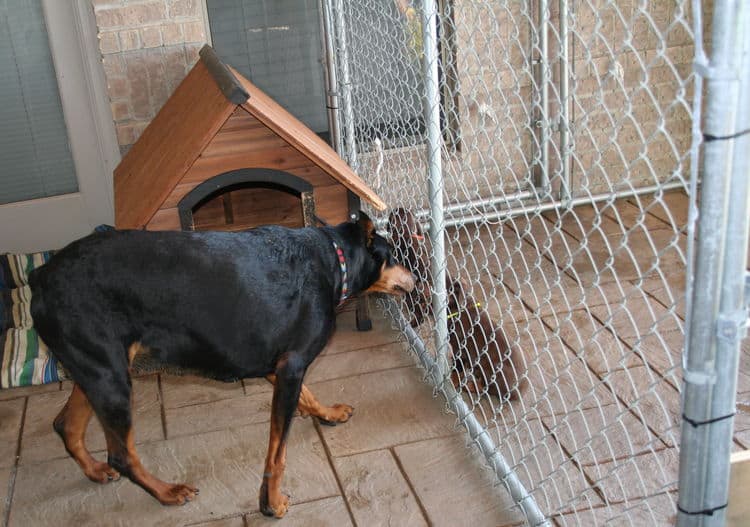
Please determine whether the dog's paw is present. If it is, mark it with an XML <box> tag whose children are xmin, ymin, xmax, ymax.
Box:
<box><xmin>318</xmin><ymin>404</ymin><xmax>354</xmax><ymax>426</ymax></box>
<box><xmin>260</xmin><ymin>490</ymin><xmax>290</xmax><ymax>518</ymax></box>
<box><xmin>84</xmin><ymin>461</ymin><xmax>121</xmax><ymax>484</ymax></box>
<box><xmin>156</xmin><ymin>483</ymin><xmax>199</xmax><ymax>506</ymax></box>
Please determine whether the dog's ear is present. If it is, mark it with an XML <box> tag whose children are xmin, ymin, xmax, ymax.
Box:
<box><xmin>357</xmin><ymin>212</ymin><xmax>376</xmax><ymax>246</ymax></box>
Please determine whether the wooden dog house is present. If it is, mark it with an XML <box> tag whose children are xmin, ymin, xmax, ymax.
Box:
<box><xmin>114</xmin><ymin>45</ymin><xmax>385</xmax><ymax>232</ymax></box>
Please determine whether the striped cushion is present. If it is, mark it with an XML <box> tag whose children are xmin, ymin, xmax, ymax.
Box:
<box><xmin>0</xmin><ymin>251</ymin><xmax>53</xmax><ymax>289</ymax></box>
<box><xmin>1</xmin><ymin>328</ymin><xmax>66</xmax><ymax>388</ymax></box>
<box><xmin>0</xmin><ymin>252</ymin><xmax>66</xmax><ymax>388</ymax></box>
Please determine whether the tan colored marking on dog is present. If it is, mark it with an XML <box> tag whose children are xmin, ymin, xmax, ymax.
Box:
<box><xmin>128</xmin><ymin>342</ymin><xmax>146</xmax><ymax>367</ymax></box>
<box><xmin>266</xmin><ymin>375</ymin><xmax>352</xmax><ymax>423</ymax></box>
<box><xmin>365</xmin><ymin>263</ymin><xmax>415</xmax><ymax>295</ymax></box>
<box><xmin>261</xmin><ymin>388</ymin><xmax>290</xmax><ymax>518</ymax></box>
<box><xmin>54</xmin><ymin>384</ymin><xmax>120</xmax><ymax>484</ymax></box>
<box><xmin>104</xmin><ymin>427</ymin><xmax>197</xmax><ymax>505</ymax></box>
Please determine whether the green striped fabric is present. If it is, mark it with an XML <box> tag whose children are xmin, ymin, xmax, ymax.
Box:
<box><xmin>1</xmin><ymin>328</ymin><xmax>66</xmax><ymax>388</ymax></box>
<box><xmin>1</xmin><ymin>252</ymin><xmax>67</xmax><ymax>388</ymax></box>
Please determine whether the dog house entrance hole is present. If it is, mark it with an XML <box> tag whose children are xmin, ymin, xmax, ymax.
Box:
<box><xmin>178</xmin><ymin>169</ymin><xmax>315</xmax><ymax>231</ymax></box>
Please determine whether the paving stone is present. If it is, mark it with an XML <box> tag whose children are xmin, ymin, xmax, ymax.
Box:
<box><xmin>245</xmin><ymin>496</ymin><xmax>351</xmax><ymax>526</ymax></box>
<box><xmin>733</xmin><ymin>404</ymin><xmax>750</xmax><ymax>433</ymax></box>
<box><xmin>307</xmin><ymin>342</ymin><xmax>415</xmax><ymax>384</ymax></box>
<box><xmin>639</xmin><ymin>273</ymin><xmax>687</xmax><ymax>319</ymax></box>
<box><xmin>541</xmin><ymin>404</ymin><xmax>666</xmax><ymax>467</ymax></box>
<box><xmin>629</xmin><ymin>330</ymin><xmax>682</xmax><ymax>387</ymax></box>
<box><xmin>553</xmin><ymin>491</ymin><xmax>678</xmax><ymax>526</ymax></box>
<box><xmin>577</xmin><ymin>279</ymin><xmax>653</xmax><ymax>316</ymax></box>
<box><xmin>311</xmin><ymin>368</ymin><xmax>457</xmax><ymax>457</ymax></box>
<box><xmin>10</xmin><ymin>419</ymin><xmax>338</xmax><ymax>526</ymax></box>
<box><xmin>602</xmin><ymin>199</ymin><xmax>680</xmax><ymax>233</ymax></box>
<box><xmin>590</xmin><ymin>295</ymin><xmax>683</xmax><ymax>343</ymax></box>
<box><xmin>0</xmin><ymin>467</ymin><xmax>11</xmax><ymax>520</ymax></box>
<box><xmin>491</xmin><ymin>417</ymin><xmax>603</xmax><ymax>516</ymax></box>
<box><xmin>582</xmin><ymin>448</ymin><xmax>679</xmax><ymax>504</ymax></box>
<box><xmin>334</xmin><ymin>449</ymin><xmax>426</xmax><ymax>526</ymax></box>
<box><xmin>544</xmin><ymin>309</ymin><xmax>643</xmax><ymax>375</ymax></box>
<box><xmin>394</xmin><ymin>435</ymin><xmax>525</xmax><ymax>527</ymax></box>
<box><xmin>20</xmin><ymin>376</ymin><xmax>164</xmax><ymax>465</ymax></box>
<box><xmin>734</xmin><ymin>430</ymin><xmax>750</xmax><ymax>449</ymax></box>
<box><xmin>539</xmin><ymin>208</ymin><xmax>686</xmax><ymax>289</ymax></box>
<box><xmin>736</xmin><ymin>371</ymin><xmax>750</xmax><ymax>397</ymax></box>
<box><xmin>190</xmin><ymin>515</ymin><xmax>245</xmax><ymax>527</ymax></box>
<box><xmin>529</xmin><ymin>210</ymin><xmax>638</xmax><ymax>287</ymax></box>
<box><xmin>629</xmin><ymin>190</ymin><xmax>689</xmax><ymax>230</ymax></box>
<box><xmin>0</xmin><ymin>382</ymin><xmax>61</xmax><ymax>402</ymax></box>
<box><xmin>448</xmin><ymin>223</ymin><xmax>571</xmax><ymax>319</ymax></box>
<box><xmin>495</xmin><ymin>227</ymin><xmax>586</xmax><ymax>317</ymax></box>
<box><xmin>544</xmin><ymin>203</ymin><xmax>623</xmax><ymax>238</ymax></box>
<box><xmin>0</xmin><ymin>398</ymin><xmax>23</xmax><ymax>468</ymax></box>
<box><xmin>161</xmin><ymin>375</ymin><xmax>245</xmax><ymax>409</ymax></box>
<box><xmin>324</xmin><ymin>307</ymin><xmax>401</xmax><ymax>355</ymax></box>
<box><xmin>603</xmin><ymin>366</ymin><xmax>681</xmax><ymax>446</ymax></box>
<box><xmin>164</xmin><ymin>387</ymin><xmax>273</xmax><ymax>439</ymax></box>
<box><xmin>518</xmin><ymin>321</ymin><xmax>619</xmax><ymax>418</ymax></box>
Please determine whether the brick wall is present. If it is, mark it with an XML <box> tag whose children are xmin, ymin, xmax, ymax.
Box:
<box><xmin>92</xmin><ymin>0</ymin><xmax>208</xmax><ymax>152</ymax></box>
<box><xmin>448</xmin><ymin>1</ymin><xmax>711</xmax><ymax>198</ymax></box>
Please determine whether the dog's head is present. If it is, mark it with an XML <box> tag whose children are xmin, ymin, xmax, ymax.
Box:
<box><xmin>387</xmin><ymin>208</ymin><xmax>432</xmax><ymax>326</ymax></box>
<box><xmin>338</xmin><ymin>213</ymin><xmax>415</xmax><ymax>296</ymax></box>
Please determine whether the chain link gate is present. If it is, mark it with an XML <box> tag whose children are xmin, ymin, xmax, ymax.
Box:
<box><xmin>321</xmin><ymin>0</ymin><xmax>750</xmax><ymax>525</ymax></box>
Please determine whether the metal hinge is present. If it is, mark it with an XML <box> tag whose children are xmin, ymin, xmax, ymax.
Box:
<box><xmin>693</xmin><ymin>59</ymin><xmax>739</xmax><ymax>81</ymax></box>
<box><xmin>534</xmin><ymin>119</ymin><xmax>559</xmax><ymax>132</ymax></box>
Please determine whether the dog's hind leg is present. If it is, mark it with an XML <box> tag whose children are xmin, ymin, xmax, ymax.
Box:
<box><xmin>69</xmin><ymin>350</ymin><xmax>197</xmax><ymax>506</ymax></box>
<box><xmin>53</xmin><ymin>384</ymin><xmax>120</xmax><ymax>483</ymax></box>
<box><xmin>260</xmin><ymin>353</ymin><xmax>306</xmax><ymax>518</ymax></box>
<box><xmin>266</xmin><ymin>375</ymin><xmax>354</xmax><ymax>425</ymax></box>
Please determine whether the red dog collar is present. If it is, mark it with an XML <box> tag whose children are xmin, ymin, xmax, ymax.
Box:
<box><xmin>331</xmin><ymin>240</ymin><xmax>348</xmax><ymax>306</ymax></box>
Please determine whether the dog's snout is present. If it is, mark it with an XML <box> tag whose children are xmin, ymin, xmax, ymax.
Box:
<box><xmin>401</xmin><ymin>271</ymin><xmax>416</xmax><ymax>293</ymax></box>
<box><xmin>391</xmin><ymin>266</ymin><xmax>416</xmax><ymax>295</ymax></box>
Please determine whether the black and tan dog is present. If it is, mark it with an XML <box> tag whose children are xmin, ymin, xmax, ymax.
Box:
<box><xmin>29</xmin><ymin>214</ymin><xmax>414</xmax><ymax>518</ymax></box>
<box><xmin>387</xmin><ymin>207</ymin><xmax>523</xmax><ymax>401</ymax></box>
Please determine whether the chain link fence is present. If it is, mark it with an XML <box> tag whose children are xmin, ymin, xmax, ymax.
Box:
<box><xmin>323</xmin><ymin>0</ymin><xmax>750</xmax><ymax>525</ymax></box>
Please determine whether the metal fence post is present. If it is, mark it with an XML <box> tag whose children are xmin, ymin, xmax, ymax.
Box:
<box><xmin>677</xmin><ymin>1</ymin><xmax>749</xmax><ymax>525</ymax></box>
<box><xmin>701</xmin><ymin>4</ymin><xmax>750</xmax><ymax>525</ymax></box>
<box><xmin>419</xmin><ymin>3</ymin><xmax>550</xmax><ymax>525</ymax></box>
<box><xmin>320</xmin><ymin>0</ymin><xmax>343</xmax><ymax>156</ymax></box>
<box><xmin>331</xmin><ymin>0</ymin><xmax>358</xmax><ymax>170</ymax></box>
<box><xmin>420</xmin><ymin>0</ymin><xmax>449</xmax><ymax>381</ymax></box>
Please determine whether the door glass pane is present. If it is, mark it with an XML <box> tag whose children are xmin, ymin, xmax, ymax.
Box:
<box><xmin>0</xmin><ymin>0</ymin><xmax>78</xmax><ymax>205</ymax></box>
<box><xmin>206</xmin><ymin>0</ymin><xmax>329</xmax><ymax>135</ymax></box>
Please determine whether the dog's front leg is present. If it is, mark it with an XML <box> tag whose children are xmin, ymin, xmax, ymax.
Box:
<box><xmin>260</xmin><ymin>353</ymin><xmax>305</xmax><ymax>518</ymax></box>
<box><xmin>266</xmin><ymin>375</ymin><xmax>354</xmax><ymax>425</ymax></box>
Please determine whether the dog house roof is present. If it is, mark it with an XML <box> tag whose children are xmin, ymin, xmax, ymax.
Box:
<box><xmin>114</xmin><ymin>45</ymin><xmax>385</xmax><ymax>229</ymax></box>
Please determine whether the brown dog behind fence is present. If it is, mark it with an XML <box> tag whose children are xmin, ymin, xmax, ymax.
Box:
<box><xmin>387</xmin><ymin>208</ymin><xmax>525</xmax><ymax>401</ymax></box>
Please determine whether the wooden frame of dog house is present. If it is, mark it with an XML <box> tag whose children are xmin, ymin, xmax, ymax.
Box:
<box><xmin>113</xmin><ymin>44</ymin><xmax>385</xmax><ymax>327</ymax></box>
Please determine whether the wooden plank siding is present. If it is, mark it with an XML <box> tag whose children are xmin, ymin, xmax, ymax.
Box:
<box><xmin>114</xmin><ymin>60</ymin><xmax>237</xmax><ymax>229</ymax></box>
<box><xmin>151</xmin><ymin>107</ymin><xmax>348</xmax><ymax>231</ymax></box>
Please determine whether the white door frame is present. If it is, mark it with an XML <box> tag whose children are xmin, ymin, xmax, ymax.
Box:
<box><xmin>0</xmin><ymin>0</ymin><xmax>120</xmax><ymax>253</ymax></box>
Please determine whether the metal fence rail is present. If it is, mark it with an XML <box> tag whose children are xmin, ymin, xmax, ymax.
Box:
<box><xmin>323</xmin><ymin>0</ymin><xmax>750</xmax><ymax>525</ymax></box>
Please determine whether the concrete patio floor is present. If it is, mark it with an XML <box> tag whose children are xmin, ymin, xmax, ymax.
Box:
<box><xmin>0</xmin><ymin>305</ymin><xmax>523</xmax><ymax>527</ymax></box>
<box><xmin>3</xmin><ymin>191</ymin><xmax>749</xmax><ymax>527</ymax></box>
